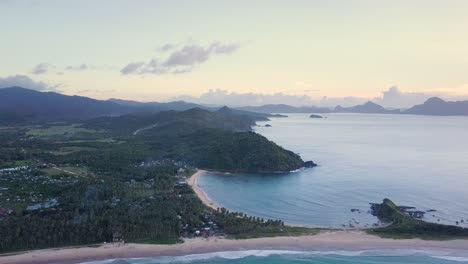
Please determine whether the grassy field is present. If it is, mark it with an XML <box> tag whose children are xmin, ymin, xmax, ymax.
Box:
<box><xmin>40</xmin><ymin>166</ymin><xmax>88</xmax><ymax>176</ymax></box>
<box><xmin>0</xmin><ymin>160</ymin><xmax>32</xmax><ymax>168</ymax></box>
<box><xmin>26</xmin><ymin>124</ymin><xmax>98</xmax><ymax>136</ymax></box>
<box><xmin>229</xmin><ymin>226</ymin><xmax>323</xmax><ymax>239</ymax></box>
<box><xmin>50</xmin><ymin>146</ymin><xmax>97</xmax><ymax>155</ymax></box>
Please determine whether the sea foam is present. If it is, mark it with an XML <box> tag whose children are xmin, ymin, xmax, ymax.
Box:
<box><xmin>79</xmin><ymin>249</ymin><xmax>468</xmax><ymax>263</ymax></box>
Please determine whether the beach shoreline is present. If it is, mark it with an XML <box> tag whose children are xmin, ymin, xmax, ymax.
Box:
<box><xmin>2</xmin><ymin>231</ymin><xmax>468</xmax><ymax>264</ymax></box>
<box><xmin>187</xmin><ymin>169</ymin><xmax>221</xmax><ymax>210</ymax></box>
<box><xmin>3</xmin><ymin>171</ymin><xmax>468</xmax><ymax>264</ymax></box>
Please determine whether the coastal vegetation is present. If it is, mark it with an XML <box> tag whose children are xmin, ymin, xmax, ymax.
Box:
<box><xmin>3</xmin><ymin>93</ymin><xmax>465</xmax><ymax>254</ymax></box>
<box><xmin>368</xmin><ymin>199</ymin><xmax>468</xmax><ymax>240</ymax></box>
<box><xmin>0</xmin><ymin>107</ymin><xmax>312</xmax><ymax>253</ymax></box>
<box><xmin>83</xmin><ymin>108</ymin><xmax>306</xmax><ymax>173</ymax></box>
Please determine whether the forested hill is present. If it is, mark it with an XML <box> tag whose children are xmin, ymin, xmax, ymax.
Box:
<box><xmin>0</xmin><ymin>109</ymin><xmax>309</xmax><ymax>253</ymax></box>
<box><xmin>84</xmin><ymin>107</ymin><xmax>306</xmax><ymax>173</ymax></box>
<box><xmin>85</xmin><ymin>106</ymin><xmax>267</xmax><ymax>135</ymax></box>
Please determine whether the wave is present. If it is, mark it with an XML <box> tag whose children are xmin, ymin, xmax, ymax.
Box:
<box><xmin>79</xmin><ymin>249</ymin><xmax>468</xmax><ymax>264</ymax></box>
<box><xmin>432</xmin><ymin>256</ymin><xmax>468</xmax><ymax>262</ymax></box>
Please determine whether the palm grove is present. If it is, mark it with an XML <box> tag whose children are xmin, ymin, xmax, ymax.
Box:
<box><xmin>0</xmin><ymin>108</ymin><xmax>311</xmax><ymax>252</ymax></box>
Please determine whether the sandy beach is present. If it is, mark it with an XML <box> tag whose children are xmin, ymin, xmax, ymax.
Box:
<box><xmin>187</xmin><ymin>170</ymin><xmax>221</xmax><ymax>210</ymax></box>
<box><xmin>3</xmin><ymin>171</ymin><xmax>468</xmax><ymax>264</ymax></box>
<box><xmin>2</xmin><ymin>231</ymin><xmax>468</xmax><ymax>264</ymax></box>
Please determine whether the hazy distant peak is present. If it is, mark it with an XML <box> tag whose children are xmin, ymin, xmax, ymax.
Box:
<box><xmin>334</xmin><ymin>101</ymin><xmax>395</xmax><ymax>114</ymax></box>
<box><xmin>424</xmin><ymin>97</ymin><xmax>445</xmax><ymax>104</ymax></box>
<box><xmin>404</xmin><ymin>97</ymin><xmax>468</xmax><ymax>116</ymax></box>
<box><xmin>217</xmin><ymin>106</ymin><xmax>232</xmax><ymax>113</ymax></box>
<box><xmin>364</xmin><ymin>101</ymin><xmax>380</xmax><ymax>106</ymax></box>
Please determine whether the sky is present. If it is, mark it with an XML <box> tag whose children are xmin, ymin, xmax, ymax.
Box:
<box><xmin>1</xmin><ymin>0</ymin><xmax>468</xmax><ymax>107</ymax></box>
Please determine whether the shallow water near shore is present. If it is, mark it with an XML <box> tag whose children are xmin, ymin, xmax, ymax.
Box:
<box><xmin>82</xmin><ymin>250</ymin><xmax>468</xmax><ymax>264</ymax></box>
<box><xmin>199</xmin><ymin>113</ymin><xmax>468</xmax><ymax>228</ymax></box>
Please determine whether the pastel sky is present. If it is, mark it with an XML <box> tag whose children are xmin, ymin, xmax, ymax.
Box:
<box><xmin>1</xmin><ymin>0</ymin><xmax>468</xmax><ymax>106</ymax></box>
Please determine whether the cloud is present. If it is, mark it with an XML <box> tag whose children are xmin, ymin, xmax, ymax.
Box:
<box><xmin>120</xmin><ymin>61</ymin><xmax>146</xmax><ymax>75</ymax></box>
<box><xmin>31</xmin><ymin>63</ymin><xmax>54</xmax><ymax>74</ymax></box>
<box><xmin>32</xmin><ymin>63</ymin><xmax>92</xmax><ymax>75</ymax></box>
<box><xmin>162</xmin><ymin>45</ymin><xmax>211</xmax><ymax>67</ymax></box>
<box><xmin>170</xmin><ymin>89</ymin><xmax>379</xmax><ymax>107</ymax></box>
<box><xmin>121</xmin><ymin>41</ymin><xmax>241</xmax><ymax>75</ymax></box>
<box><xmin>163</xmin><ymin>42</ymin><xmax>240</xmax><ymax>67</ymax></box>
<box><xmin>0</xmin><ymin>75</ymin><xmax>60</xmax><ymax>91</ymax></box>
<box><xmin>65</xmin><ymin>64</ymin><xmax>88</xmax><ymax>71</ymax></box>
<box><xmin>158</xmin><ymin>43</ymin><xmax>178</xmax><ymax>52</ymax></box>
<box><xmin>210</xmin><ymin>42</ymin><xmax>240</xmax><ymax>54</ymax></box>
<box><xmin>168</xmin><ymin>86</ymin><xmax>468</xmax><ymax>108</ymax></box>
<box><xmin>318</xmin><ymin>96</ymin><xmax>368</xmax><ymax>108</ymax></box>
<box><xmin>169</xmin><ymin>89</ymin><xmax>316</xmax><ymax>107</ymax></box>
<box><xmin>371</xmin><ymin>86</ymin><xmax>439</xmax><ymax>109</ymax></box>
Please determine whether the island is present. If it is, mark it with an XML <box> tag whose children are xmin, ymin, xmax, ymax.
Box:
<box><xmin>309</xmin><ymin>114</ymin><xmax>324</xmax><ymax>118</ymax></box>
<box><xmin>368</xmin><ymin>198</ymin><xmax>468</xmax><ymax>239</ymax></box>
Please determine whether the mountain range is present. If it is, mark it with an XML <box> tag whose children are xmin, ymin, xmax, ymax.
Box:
<box><xmin>1</xmin><ymin>86</ymin><xmax>468</xmax><ymax>125</ymax></box>
<box><xmin>0</xmin><ymin>87</ymin><xmax>270</xmax><ymax>125</ymax></box>
<box><xmin>239</xmin><ymin>99</ymin><xmax>468</xmax><ymax>116</ymax></box>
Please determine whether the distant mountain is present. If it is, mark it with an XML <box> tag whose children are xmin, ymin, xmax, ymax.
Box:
<box><xmin>334</xmin><ymin>101</ymin><xmax>400</xmax><ymax>114</ymax></box>
<box><xmin>236</xmin><ymin>104</ymin><xmax>332</xmax><ymax>114</ymax></box>
<box><xmin>109</xmin><ymin>98</ymin><xmax>282</xmax><ymax>120</ymax></box>
<box><xmin>108</xmin><ymin>98</ymin><xmax>206</xmax><ymax>112</ymax></box>
<box><xmin>403</xmin><ymin>97</ymin><xmax>468</xmax><ymax>116</ymax></box>
<box><xmin>0</xmin><ymin>87</ymin><xmax>273</xmax><ymax>125</ymax></box>
<box><xmin>0</xmin><ymin>87</ymin><xmax>133</xmax><ymax>124</ymax></box>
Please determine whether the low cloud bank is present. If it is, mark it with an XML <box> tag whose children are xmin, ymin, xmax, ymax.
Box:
<box><xmin>170</xmin><ymin>86</ymin><xmax>468</xmax><ymax>109</ymax></box>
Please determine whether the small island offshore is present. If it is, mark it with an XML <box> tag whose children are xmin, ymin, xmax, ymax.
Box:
<box><xmin>1</xmin><ymin>91</ymin><xmax>468</xmax><ymax>263</ymax></box>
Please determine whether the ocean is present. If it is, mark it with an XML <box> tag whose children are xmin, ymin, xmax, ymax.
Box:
<box><xmin>86</xmin><ymin>114</ymin><xmax>468</xmax><ymax>264</ymax></box>
<box><xmin>199</xmin><ymin>113</ymin><xmax>468</xmax><ymax>228</ymax></box>
<box><xmin>82</xmin><ymin>250</ymin><xmax>468</xmax><ymax>264</ymax></box>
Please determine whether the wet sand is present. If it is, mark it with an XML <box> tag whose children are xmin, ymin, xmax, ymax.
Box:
<box><xmin>2</xmin><ymin>231</ymin><xmax>468</xmax><ymax>264</ymax></box>
<box><xmin>187</xmin><ymin>169</ymin><xmax>221</xmax><ymax>210</ymax></box>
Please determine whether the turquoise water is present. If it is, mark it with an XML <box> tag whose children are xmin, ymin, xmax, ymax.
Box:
<box><xmin>87</xmin><ymin>114</ymin><xmax>468</xmax><ymax>264</ymax></box>
<box><xmin>199</xmin><ymin>114</ymin><xmax>468</xmax><ymax>228</ymax></box>
<box><xmin>83</xmin><ymin>250</ymin><xmax>468</xmax><ymax>264</ymax></box>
